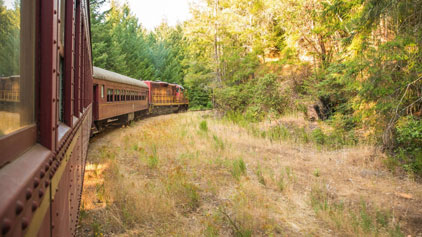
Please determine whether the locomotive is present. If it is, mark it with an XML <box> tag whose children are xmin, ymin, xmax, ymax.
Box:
<box><xmin>0</xmin><ymin>1</ymin><xmax>188</xmax><ymax>236</ymax></box>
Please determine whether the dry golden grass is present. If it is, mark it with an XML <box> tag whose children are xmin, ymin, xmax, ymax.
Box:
<box><xmin>78</xmin><ymin>111</ymin><xmax>422</xmax><ymax>237</ymax></box>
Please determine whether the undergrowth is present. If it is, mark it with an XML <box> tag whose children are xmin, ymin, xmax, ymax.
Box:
<box><xmin>310</xmin><ymin>184</ymin><xmax>404</xmax><ymax>236</ymax></box>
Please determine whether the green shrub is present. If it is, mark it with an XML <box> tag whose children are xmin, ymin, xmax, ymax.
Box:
<box><xmin>267</xmin><ymin>125</ymin><xmax>290</xmax><ymax>140</ymax></box>
<box><xmin>216</xmin><ymin>74</ymin><xmax>290</xmax><ymax>122</ymax></box>
<box><xmin>395</xmin><ymin>116</ymin><xmax>422</xmax><ymax>174</ymax></box>
<box><xmin>200</xmin><ymin>120</ymin><xmax>208</xmax><ymax>132</ymax></box>
<box><xmin>231</xmin><ymin>158</ymin><xmax>247</xmax><ymax>180</ymax></box>
<box><xmin>148</xmin><ymin>145</ymin><xmax>159</xmax><ymax>168</ymax></box>
<box><xmin>213</xmin><ymin>135</ymin><xmax>225</xmax><ymax>150</ymax></box>
<box><xmin>312</xmin><ymin>128</ymin><xmax>326</xmax><ymax>145</ymax></box>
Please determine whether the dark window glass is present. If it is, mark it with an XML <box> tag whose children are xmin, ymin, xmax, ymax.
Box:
<box><xmin>0</xmin><ymin>0</ymin><xmax>35</xmax><ymax>137</ymax></box>
<box><xmin>58</xmin><ymin>0</ymin><xmax>66</xmax><ymax>122</ymax></box>
<box><xmin>107</xmin><ymin>89</ymin><xmax>113</xmax><ymax>102</ymax></box>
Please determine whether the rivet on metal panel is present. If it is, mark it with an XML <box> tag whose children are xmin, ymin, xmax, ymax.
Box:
<box><xmin>49</xmin><ymin>158</ymin><xmax>53</xmax><ymax>165</ymax></box>
<box><xmin>54</xmin><ymin>10</ymin><xmax>57</xmax><ymax>14</ymax></box>
<box><xmin>33</xmin><ymin>178</ymin><xmax>40</xmax><ymax>188</ymax></box>
<box><xmin>40</xmin><ymin>170</ymin><xmax>45</xmax><ymax>178</ymax></box>
<box><xmin>1</xmin><ymin>219</ymin><xmax>11</xmax><ymax>235</ymax></box>
<box><xmin>16</xmin><ymin>201</ymin><xmax>24</xmax><ymax>215</ymax></box>
<box><xmin>45</xmin><ymin>180</ymin><xmax>50</xmax><ymax>188</ymax></box>
<box><xmin>21</xmin><ymin>218</ymin><xmax>29</xmax><ymax>230</ymax></box>
<box><xmin>52</xmin><ymin>127</ymin><xmax>56</xmax><ymax>131</ymax></box>
<box><xmin>53</xmin><ymin>69</ymin><xmax>56</xmax><ymax>73</ymax></box>
<box><xmin>32</xmin><ymin>201</ymin><xmax>38</xmax><ymax>212</ymax></box>
<box><xmin>45</xmin><ymin>164</ymin><xmax>50</xmax><ymax>171</ymax></box>
<box><xmin>56</xmin><ymin>212</ymin><xmax>59</xmax><ymax>217</ymax></box>
<box><xmin>39</xmin><ymin>190</ymin><xmax>44</xmax><ymax>198</ymax></box>
<box><xmin>53</xmin><ymin>40</ymin><xmax>57</xmax><ymax>44</ymax></box>
<box><xmin>58</xmin><ymin>19</ymin><xmax>61</xmax><ymax>23</ymax></box>
<box><xmin>26</xmin><ymin>188</ymin><xmax>32</xmax><ymax>200</ymax></box>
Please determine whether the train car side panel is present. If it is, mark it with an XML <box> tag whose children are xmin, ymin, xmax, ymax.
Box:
<box><xmin>0</xmin><ymin>0</ymin><xmax>93</xmax><ymax>236</ymax></box>
<box><xmin>93</xmin><ymin>78</ymin><xmax>149</xmax><ymax>121</ymax></box>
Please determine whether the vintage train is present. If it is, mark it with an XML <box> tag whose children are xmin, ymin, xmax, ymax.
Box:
<box><xmin>92</xmin><ymin>67</ymin><xmax>188</xmax><ymax>132</ymax></box>
<box><xmin>0</xmin><ymin>1</ymin><xmax>188</xmax><ymax>236</ymax></box>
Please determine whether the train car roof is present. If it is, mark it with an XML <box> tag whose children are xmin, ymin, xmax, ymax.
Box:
<box><xmin>144</xmin><ymin>80</ymin><xmax>185</xmax><ymax>89</ymax></box>
<box><xmin>93</xmin><ymin>67</ymin><xmax>148</xmax><ymax>88</ymax></box>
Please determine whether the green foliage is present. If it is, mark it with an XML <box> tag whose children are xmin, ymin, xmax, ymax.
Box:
<box><xmin>199</xmin><ymin>120</ymin><xmax>208</xmax><ymax>132</ymax></box>
<box><xmin>0</xmin><ymin>3</ymin><xmax>20</xmax><ymax>76</ymax></box>
<box><xmin>231</xmin><ymin>158</ymin><xmax>247</xmax><ymax>180</ymax></box>
<box><xmin>216</xmin><ymin>74</ymin><xmax>289</xmax><ymax>121</ymax></box>
<box><xmin>212</xmin><ymin>135</ymin><xmax>225</xmax><ymax>150</ymax></box>
<box><xmin>147</xmin><ymin>145</ymin><xmax>159</xmax><ymax>168</ymax></box>
<box><xmin>312</xmin><ymin>128</ymin><xmax>326</xmax><ymax>145</ymax></box>
<box><xmin>90</xmin><ymin>0</ymin><xmax>187</xmax><ymax>84</ymax></box>
<box><xmin>395</xmin><ymin>116</ymin><xmax>422</xmax><ymax>174</ymax></box>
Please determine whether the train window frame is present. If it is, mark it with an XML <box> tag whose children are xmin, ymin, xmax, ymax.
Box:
<box><xmin>107</xmin><ymin>88</ymin><xmax>113</xmax><ymax>102</ymax></box>
<box><xmin>0</xmin><ymin>0</ymin><xmax>37</xmax><ymax>166</ymax></box>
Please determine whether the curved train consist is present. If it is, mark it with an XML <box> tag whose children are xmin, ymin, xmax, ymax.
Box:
<box><xmin>92</xmin><ymin>67</ymin><xmax>188</xmax><ymax>132</ymax></box>
<box><xmin>0</xmin><ymin>1</ymin><xmax>187</xmax><ymax>236</ymax></box>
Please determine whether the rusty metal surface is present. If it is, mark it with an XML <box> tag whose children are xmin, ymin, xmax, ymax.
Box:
<box><xmin>144</xmin><ymin>81</ymin><xmax>189</xmax><ymax>107</ymax></box>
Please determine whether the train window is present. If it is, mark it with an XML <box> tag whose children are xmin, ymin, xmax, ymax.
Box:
<box><xmin>0</xmin><ymin>0</ymin><xmax>36</xmax><ymax>138</ymax></box>
<box><xmin>121</xmin><ymin>90</ymin><xmax>124</xmax><ymax>101</ymax></box>
<box><xmin>57</xmin><ymin>0</ymin><xmax>66</xmax><ymax>122</ymax></box>
<box><xmin>101</xmin><ymin>85</ymin><xmax>104</xmax><ymax>99</ymax></box>
<box><xmin>107</xmin><ymin>89</ymin><xmax>113</xmax><ymax>102</ymax></box>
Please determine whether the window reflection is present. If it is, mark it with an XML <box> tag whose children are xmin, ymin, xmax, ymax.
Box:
<box><xmin>0</xmin><ymin>0</ymin><xmax>35</xmax><ymax>137</ymax></box>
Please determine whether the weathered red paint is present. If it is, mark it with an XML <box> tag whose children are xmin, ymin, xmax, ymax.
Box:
<box><xmin>0</xmin><ymin>0</ymin><xmax>93</xmax><ymax>236</ymax></box>
<box><xmin>93</xmin><ymin>78</ymin><xmax>149</xmax><ymax>121</ymax></box>
<box><xmin>64</xmin><ymin>0</ymin><xmax>76</xmax><ymax>126</ymax></box>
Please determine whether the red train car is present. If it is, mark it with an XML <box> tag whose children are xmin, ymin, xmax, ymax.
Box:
<box><xmin>92</xmin><ymin>67</ymin><xmax>149</xmax><ymax>130</ymax></box>
<box><xmin>144</xmin><ymin>81</ymin><xmax>188</xmax><ymax>114</ymax></box>
<box><xmin>0</xmin><ymin>0</ymin><xmax>93</xmax><ymax>236</ymax></box>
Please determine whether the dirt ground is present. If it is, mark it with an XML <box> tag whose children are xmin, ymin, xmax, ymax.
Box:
<box><xmin>77</xmin><ymin>111</ymin><xmax>422</xmax><ymax>237</ymax></box>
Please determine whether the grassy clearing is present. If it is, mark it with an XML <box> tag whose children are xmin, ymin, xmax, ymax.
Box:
<box><xmin>78</xmin><ymin>112</ymin><xmax>422</xmax><ymax>236</ymax></box>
